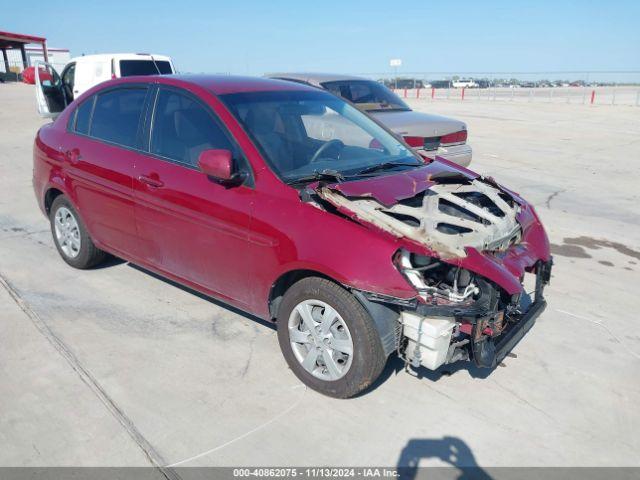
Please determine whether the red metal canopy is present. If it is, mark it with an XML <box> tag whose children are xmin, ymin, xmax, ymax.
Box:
<box><xmin>0</xmin><ymin>30</ymin><xmax>47</xmax><ymax>44</ymax></box>
<box><xmin>0</xmin><ymin>30</ymin><xmax>48</xmax><ymax>73</ymax></box>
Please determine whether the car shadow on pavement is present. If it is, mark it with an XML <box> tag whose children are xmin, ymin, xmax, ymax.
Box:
<box><xmin>397</xmin><ymin>436</ymin><xmax>493</xmax><ymax>480</ymax></box>
<box><xmin>90</xmin><ymin>254</ymin><xmax>127</xmax><ymax>269</ymax></box>
<box><xmin>127</xmin><ymin>263</ymin><xmax>276</xmax><ymax>331</ymax></box>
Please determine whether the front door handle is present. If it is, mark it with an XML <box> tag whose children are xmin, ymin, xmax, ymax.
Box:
<box><xmin>138</xmin><ymin>175</ymin><xmax>164</xmax><ymax>188</ymax></box>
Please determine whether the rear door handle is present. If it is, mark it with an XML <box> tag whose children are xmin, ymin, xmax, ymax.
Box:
<box><xmin>138</xmin><ymin>175</ymin><xmax>164</xmax><ymax>188</ymax></box>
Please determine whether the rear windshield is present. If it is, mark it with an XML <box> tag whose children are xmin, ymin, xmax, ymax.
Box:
<box><xmin>320</xmin><ymin>80</ymin><xmax>410</xmax><ymax>112</ymax></box>
<box><xmin>119</xmin><ymin>59</ymin><xmax>173</xmax><ymax>76</ymax></box>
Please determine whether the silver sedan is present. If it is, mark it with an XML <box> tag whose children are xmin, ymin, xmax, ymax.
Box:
<box><xmin>267</xmin><ymin>73</ymin><xmax>472</xmax><ymax>166</ymax></box>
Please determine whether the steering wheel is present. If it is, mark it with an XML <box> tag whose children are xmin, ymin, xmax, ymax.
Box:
<box><xmin>309</xmin><ymin>139</ymin><xmax>345</xmax><ymax>163</ymax></box>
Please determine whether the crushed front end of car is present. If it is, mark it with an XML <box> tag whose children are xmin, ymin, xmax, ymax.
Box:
<box><xmin>309</xmin><ymin>158</ymin><xmax>553</xmax><ymax>372</ymax></box>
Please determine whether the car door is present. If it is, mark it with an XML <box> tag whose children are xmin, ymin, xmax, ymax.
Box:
<box><xmin>133</xmin><ymin>86</ymin><xmax>255</xmax><ymax>307</ymax></box>
<box><xmin>60</xmin><ymin>86</ymin><xmax>148</xmax><ymax>257</ymax></box>
<box><xmin>34</xmin><ymin>61</ymin><xmax>68</xmax><ymax>118</ymax></box>
<box><xmin>60</xmin><ymin>62</ymin><xmax>76</xmax><ymax>101</ymax></box>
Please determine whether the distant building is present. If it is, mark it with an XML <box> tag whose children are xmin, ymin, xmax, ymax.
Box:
<box><xmin>25</xmin><ymin>45</ymin><xmax>71</xmax><ymax>72</ymax></box>
<box><xmin>4</xmin><ymin>45</ymin><xmax>70</xmax><ymax>72</ymax></box>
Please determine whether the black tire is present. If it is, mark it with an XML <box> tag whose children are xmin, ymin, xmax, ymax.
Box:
<box><xmin>277</xmin><ymin>277</ymin><xmax>387</xmax><ymax>398</ymax></box>
<box><xmin>49</xmin><ymin>195</ymin><xmax>106</xmax><ymax>269</ymax></box>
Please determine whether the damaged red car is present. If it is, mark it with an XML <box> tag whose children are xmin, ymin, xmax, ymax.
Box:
<box><xmin>33</xmin><ymin>75</ymin><xmax>552</xmax><ymax>398</ymax></box>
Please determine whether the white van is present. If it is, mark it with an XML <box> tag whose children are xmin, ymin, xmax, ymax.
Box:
<box><xmin>35</xmin><ymin>53</ymin><xmax>175</xmax><ymax>117</ymax></box>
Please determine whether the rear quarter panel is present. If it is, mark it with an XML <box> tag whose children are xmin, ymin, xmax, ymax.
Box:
<box><xmin>33</xmin><ymin>122</ymin><xmax>71</xmax><ymax>215</ymax></box>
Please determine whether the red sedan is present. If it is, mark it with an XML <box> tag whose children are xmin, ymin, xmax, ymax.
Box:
<box><xmin>33</xmin><ymin>75</ymin><xmax>552</xmax><ymax>397</ymax></box>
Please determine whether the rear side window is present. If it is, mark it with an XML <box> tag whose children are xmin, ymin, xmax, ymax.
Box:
<box><xmin>74</xmin><ymin>97</ymin><xmax>94</xmax><ymax>135</ymax></box>
<box><xmin>119</xmin><ymin>60</ymin><xmax>172</xmax><ymax>76</ymax></box>
<box><xmin>90</xmin><ymin>88</ymin><xmax>147</xmax><ymax>148</ymax></box>
<box><xmin>151</xmin><ymin>89</ymin><xmax>232</xmax><ymax>166</ymax></box>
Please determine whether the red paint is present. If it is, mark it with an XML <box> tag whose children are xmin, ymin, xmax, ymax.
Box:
<box><xmin>21</xmin><ymin>66</ymin><xmax>52</xmax><ymax>85</ymax></box>
<box><xmin>416</xmin><ymin>88</ymin><xmax>420</xmax><ymax>98</ymax></box>
<box><xmin>198</xmin><ymin>149</ymin><xmax>233</xmax><ymax>180</ymax></box>
<box><xmin>33</xmin><ymin>75</ymin><xmax>550</xmax><ymax>321</ymax></box>
<box><xmin>459</xmin><ymin>323</ymin><xmax>473</xmax><ymax>335</ymax></box>
<box><xmin>328</xmin><ymin>167</ymin><xmax>438</xmax><ymax>207</ymax></box>
<box><xmin>403</xmin><ymin>88</ymin><xmax>408</xmax><ymax>98</ymax></box>
<box><xmin>461</xmin><ymin>87</ymin><xmax>466</xmax><ymax>101</ymax></box>
<box><xmin>590</xmin><ymin>90</ymin><xmax>596</xmax><ymax>104</ymax></box>
<box><xmin>431</xmin><ymin>87</ymin><xmax>435</xmax><ymax>99</ymax></box>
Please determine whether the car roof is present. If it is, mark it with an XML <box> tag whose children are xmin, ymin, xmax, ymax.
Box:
<box><xmin>265</xmin><ymin>72</ymin><xmax>369</xmax><ymax>87</ymax></box>
<box><xmin>102</xmin><ymin>74</ymin><xmax>319</xmax><ymax>95</ymax></box>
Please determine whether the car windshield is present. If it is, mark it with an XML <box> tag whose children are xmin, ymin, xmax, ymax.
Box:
<box><xmin>220</xmin><ymin>90</ymin><xmax>421</xmax><ymax>184</ymax></box>
<box><xmin>320</xmin><ymin>80</ymin><xmax>410</xmax><ymax>112</ymax></box>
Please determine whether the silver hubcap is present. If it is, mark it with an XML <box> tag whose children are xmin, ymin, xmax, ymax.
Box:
<box><xmin>54</xmin><ymin>206</ymin><xmax>81</xmax><ymax>258</ymax></box>
<box><xmin>288</xmin><ymin>299</ymin><xmax>354</xmax><ymax>381</ymax></box>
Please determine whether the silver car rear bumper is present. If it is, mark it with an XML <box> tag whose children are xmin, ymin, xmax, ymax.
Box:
<box><xmin>420</xmin><ymin>143</ymin><xmax>472</xmax><ymax>167</ymax></box>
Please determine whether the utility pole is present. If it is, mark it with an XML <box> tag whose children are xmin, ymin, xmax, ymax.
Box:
<box><xmin>390</xmin><ymin>58</ymin><xmax>402</xmax><ymax>90</ymax></box>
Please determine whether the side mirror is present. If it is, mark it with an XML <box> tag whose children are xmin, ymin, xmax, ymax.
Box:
<box><xmin>198</xmin><ymin>149</ymin><xmax>247</xmax><ymax>187</ymax></box>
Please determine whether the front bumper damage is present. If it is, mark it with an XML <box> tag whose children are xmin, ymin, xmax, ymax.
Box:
<box><xmin>358</xmin><ymin>258</ymin><xmax>552</xmax><ymax>372</ymax></box>
<box><xmin>467</xmin><ymin>258</ymin><xmax>551</xmax><ymax>369</ymax></box>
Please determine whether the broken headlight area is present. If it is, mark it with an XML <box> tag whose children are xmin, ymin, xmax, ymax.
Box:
<box><xmin>394</xmin><ymin>249</ymin><xmax>480</xmax><ymax>306</ymax></box>
<box><xmin>382</xmin><ymin>252</ymin><xmax>552</xmax><ymax>372</ymax></box>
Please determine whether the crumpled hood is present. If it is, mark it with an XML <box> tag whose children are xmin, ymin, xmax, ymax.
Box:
<box><xmin>370</xmin><ymin>110</ymin><xmax>466</xmax><ymax>137</ymax></box>
<box><xmin>314</xmin><ymin>158</ymin><xmax>550</xmax><ymax>295</ymax></box>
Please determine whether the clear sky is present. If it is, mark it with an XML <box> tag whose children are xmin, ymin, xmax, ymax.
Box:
<box><xmin>3</xmin><ymin>0</ymin><xmax>639</xmax><ymax>76</ymax></box>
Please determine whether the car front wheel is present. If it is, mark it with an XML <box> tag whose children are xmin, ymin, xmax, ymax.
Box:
<box><xmin>277</xmin><ymin>277</ymin><xmax>387</xmax><ymax>398</ymax></box>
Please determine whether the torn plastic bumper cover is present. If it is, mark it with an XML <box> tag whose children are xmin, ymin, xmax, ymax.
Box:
<box><xmin>470</xmin><ymin>259</ymin><xmax>551</xmax><ymax>368</ymax></box>
<box><xmin>358</xmin><ymin>258</ymin><xmax>552</xmax><ymax>371</ymax></box>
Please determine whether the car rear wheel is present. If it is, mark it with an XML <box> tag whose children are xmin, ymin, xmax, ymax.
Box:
<box><xmin>50</xmin><ymin>195</ymin><xmax>106</xmax><ymax>269</ymax></box>
<box><xmin>277</xmin><ymin>277</ymin><xmax>387</xmax><ymax>398</ymax></box>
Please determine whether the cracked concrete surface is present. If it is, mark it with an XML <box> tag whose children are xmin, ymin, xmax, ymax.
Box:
<box><xmin>1</xmin><ymin>83</ymin><xmax>639</xmax><ymax>468</ymax></box>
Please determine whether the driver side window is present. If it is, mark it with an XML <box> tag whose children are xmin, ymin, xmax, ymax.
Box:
<box><xmin>151</xmin><ymin>89</ymin><xmax>234</xmax><ymax>167</ymax></box>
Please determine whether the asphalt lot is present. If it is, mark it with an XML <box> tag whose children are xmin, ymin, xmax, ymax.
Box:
<box><xmin>1</xmin><ymin>82</ymin><xmax>639</xmax><ymax>471</ymax></box>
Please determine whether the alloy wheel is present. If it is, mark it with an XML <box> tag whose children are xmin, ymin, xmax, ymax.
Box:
<box><xmin>288</xmin><ymin>299</ymin><xmax>354</xmax><ymax>381</ymax></box>
<box><xmin>54</xmin><ymin>206</ymin><xmax>81</xmax><ymax>258</ymax></box>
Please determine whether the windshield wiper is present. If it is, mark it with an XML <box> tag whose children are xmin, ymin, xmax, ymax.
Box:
<box><xmin>355</xmin><ymin>160</ymin><xmax>419</xmax><ymax>176</ymax></box>
<box><xmin>286</xmin><ymin>169</ymin><xmax>346</xmax><ymax>185</ymax></box>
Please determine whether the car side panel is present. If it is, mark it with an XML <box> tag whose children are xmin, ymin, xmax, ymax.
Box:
<box><xmin>133</xmin><ymin>155</ymin><xmax>255</xmax><ymax>308</ymax></box>
<box><xmin>34</xmin><ymin>116</ymin><xmax>138</xmax><ymax>257</ymax></box>
<box><xmin>54</xmin><ymin>133</ymin><xmax>138</xmax><ymax>255</ymax></box>
<box><xmin>243</xmin><ymin>187</ymin><xmax>418</xmax><ymax>318</ymax></box>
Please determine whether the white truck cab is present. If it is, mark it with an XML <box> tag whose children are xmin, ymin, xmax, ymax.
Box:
<box><xmin>35</xmin><ymin>53</ymin><xmax>175</xmax><ymax>118</ymax></box>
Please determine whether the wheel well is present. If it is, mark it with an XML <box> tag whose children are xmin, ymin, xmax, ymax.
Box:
<box><xmin>44</xmin><ymin>188</ymin><xmax>64</xmax><ymax>215</ymax></box>
<box><xmin>268</xmin><ymin>269</ymin><xmax>336</xmax><ymax>320</ymax></box>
